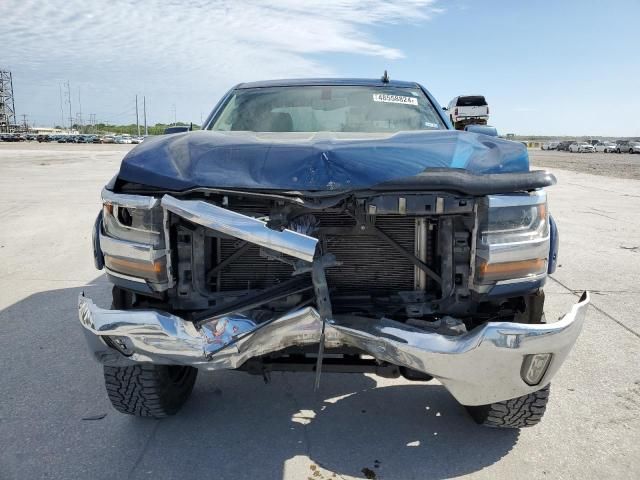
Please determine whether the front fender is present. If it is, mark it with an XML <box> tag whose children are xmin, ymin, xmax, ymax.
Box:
<box><xmin>548</xmin><ymin>215</ymin><xmax>559</xmax><ymax>274</ymax></box>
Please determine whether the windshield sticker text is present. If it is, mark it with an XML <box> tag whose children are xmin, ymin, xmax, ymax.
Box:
<box><xmin>372</xmin><ymin>93</ymin><xmax>418</xmax><ymax>106</ymax></box>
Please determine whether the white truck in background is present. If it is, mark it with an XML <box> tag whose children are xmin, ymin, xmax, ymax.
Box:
<box><xmin>446</xmin><ymin>95</ymin><xmax>489</xmax><ymax>130</ymax></box>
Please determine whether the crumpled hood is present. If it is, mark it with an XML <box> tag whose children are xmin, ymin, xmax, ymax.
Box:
<box><xmin>117</xmin><ymin>130</ymin><xmax>529</xmax><ymax>191</ymax></box>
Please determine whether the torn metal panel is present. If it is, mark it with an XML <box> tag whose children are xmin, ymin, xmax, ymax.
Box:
<box><xmin>161</xmin><ymin>194</ymin><xmax>318</xmax><ymax>262</ymax></box>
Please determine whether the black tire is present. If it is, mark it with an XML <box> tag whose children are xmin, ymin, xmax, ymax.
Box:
<box><xmin>103</xmin><ymin>364</ymin><xmax>198</xmax><ymax>418</ymax></box>
<box><xmin>105</xmin><ymin>287</ymin><xmax>198</xmax><ymax>418</ymax></box>
<box><xmin>465</xmin><ymin>384</ymin><xmax>550</xmax><ymax>428</ymax></box>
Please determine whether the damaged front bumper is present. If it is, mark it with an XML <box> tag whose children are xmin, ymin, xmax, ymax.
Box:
<box><xmin>78</xmin><ymin>292</ymin><xmax>590</xmax><ymax>406</ymax></box>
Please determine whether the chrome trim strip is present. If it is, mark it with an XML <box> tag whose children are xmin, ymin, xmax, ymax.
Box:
<box><xmin>161</xmin><ymin>194</ymin><xmax>318</xmax><ymax>263</ymax></box>
<box><xmin>487</xmin><ymin>190</ymin><xmax>546</xmax><ymax>208</ymax></box>
<box><xmin>482</xmin><ymin>236</ymin><xmax>550</xmax><ymax>264</ymax></box>
<box><xmin>78</xmin><ymin>292</ymin><xmax>590</xmax><ymax>406</ymax></box>
<box><xmin>104</xmin><ymin>267</ymin><xmax>148</xmax><ymax>284</ymax></box>
<box><xmin>105</xmin><ymin>267</ymin><xmax>169</xmax><ymax>292</ymax></box>
<box><xmin>101</xmin><ymin>188</ymin><xmax>160</xmax><ymax>209</ymax></box>
<box><xmin>99</xmin><ymin>232</ymin><xmax>166</xmax><ymax>262</ymax></box>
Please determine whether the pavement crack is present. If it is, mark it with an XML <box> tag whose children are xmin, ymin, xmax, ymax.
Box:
<box><xmin>549</xmin><ymin>275</ymin><xmax>640</xmax><ymax>340</ymax></box>
<box><xmin>126</xmin><ymin>420</ymin><xmax>161</xmax><ymax>480</ymax></box>
<box><xmin>579</xmin><ymin>210</ymin><xmax>617</xmax><ymax>221</ymax></box>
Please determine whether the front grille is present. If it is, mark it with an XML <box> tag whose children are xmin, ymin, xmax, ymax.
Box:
<box><xmin>215</xmin><ymin>212</ymin><xmax>434</xmax><ymax>295</ymax></box>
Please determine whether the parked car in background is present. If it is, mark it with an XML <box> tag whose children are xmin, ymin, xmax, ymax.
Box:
<box><xmin>569</xmin><ymin>142</ymin><xmax>595</xmax><ymax>153</ymax></box>
<box><xmin>627</xmin><ymin>141</ymin><xmax>640</xmax><ymax>154</ymax></box>
<box><xmin>164</xmin><ymin>125</ymin><xmax>191</xmax><ymax>135</ymax></box>
<box><xmin>594</xmin><ymin>141</ymin><xmax>617</xmax><ymax>153</ymax></box>
<box><xmin>115</xmin><ymin>135</ymin><xmax>133</xmax><ymax>144</ymax></box>
<box><xmin>556</xmin><ymin>141</ymin><xmax>574</xmax><ymax>151</ymax></box>
<box><xmin>102</xmin><ymin>135</ymin><xmax>116</xmax><ymax>144</ymax></box>
<box><xmin>541</xmin><ymin>141</ymin><xmax>559</xmax><ymax>150</ymax></box>
<box><xmin>446</xmin><ymin>95</ymin><xmax>489</xmax><ymax>130</ymax></box>
<box><xmin>36</xmin><ymin>134</ymin><xmax>51</xmax><ymax>143</ymax></box>
<box><xmin>0</xmin><ymin>133</ymin><xmax>21</xmax><ymax>142</ymax></box>
<box><xmin>615</xmin><ymin>140</ymin><xmax>629</xmax><ymax>153</ymax></box>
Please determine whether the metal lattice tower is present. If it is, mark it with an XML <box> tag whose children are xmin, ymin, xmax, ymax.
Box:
<box><xmin>0</xmin><ymin>70</ymin><xmax>17</xmax><ymax>133</ymax></box>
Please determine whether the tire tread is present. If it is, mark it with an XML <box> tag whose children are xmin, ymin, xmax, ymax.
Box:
<box><xmin>103</xmin><ymin>364</ymin><xmax>197</xmax><ymax>418</ymax></box>
<box><xmin>466</xmin><ymin>385</ymin><xmax>550</xmax><ymax>428</ymax></box>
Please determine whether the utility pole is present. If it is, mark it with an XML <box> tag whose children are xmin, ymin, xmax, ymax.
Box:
<box><xmin>66</xmin><ymin>81</ymin><xmax>72</xmax><ymax>132</ymax></box>
<box><xmin>78</xmin><ymin>86</ymin><xmax>83</xmax><ymax>129</ymax></box>
<box><xmin>21</xmin><ymin>114</ymin><xmax>28</xmax><ymax>132</ymax></box>
<box><xmin>58</xmin><ymin>84</ymin><xmax>65</xmax><ymax>129</ymax></box>
<box><xmin>135</xmin><ymin>95</ymin><xmax>140</xmax><ymax>136</ymax></box>
<box><xmin>143</xmin><ymin>96</ymin><xmax>148</xmax><ymax>136</ymax></box>
<box><xmin>172</xmin><ymin>104</ymin><xmax>176</xmax><ymax>125</ymax></box>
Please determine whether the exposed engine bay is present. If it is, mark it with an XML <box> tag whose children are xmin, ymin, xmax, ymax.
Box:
<box><xmin>118</xmin><ymin>190</ymin><xmax>534</xmax><ymax>340</ymax></box>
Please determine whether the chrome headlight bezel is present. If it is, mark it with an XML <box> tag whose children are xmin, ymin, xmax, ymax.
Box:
<box><xmin>101</xmin><ymin>189</ymin><xmax>164</xmax><ymax>248</ymax></box>
<box><xmin>475</xmin><ymin>191</ymin><xmax>550</xmax><ymax>285</ymax></box>
<box><xmin>100</xmin><ymin>189</ymin><xmax>168</xmax><ymax>286</ymax></box>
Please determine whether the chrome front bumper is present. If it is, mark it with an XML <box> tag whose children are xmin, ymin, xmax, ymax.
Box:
<box><xmin>78</xmin><ymin>292</ymin><xmax>590</xmax><ymax>406</ymax></box>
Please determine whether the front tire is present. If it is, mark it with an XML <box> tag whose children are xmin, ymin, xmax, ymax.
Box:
<box><xmin>104</xmin><ymin>364</ymin><xmax>198</xmax><ymax>418</ymax></box>
<box><xmin>465</xmin><ymin>385</ymin><xmax>550</xmax><ymax>428</ymax></box>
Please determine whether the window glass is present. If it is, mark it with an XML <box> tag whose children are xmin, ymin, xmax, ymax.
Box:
<box><xmin>210</xmin><ymin>86</ymin><xmax>445</xmax><ymax>133</ymax></box>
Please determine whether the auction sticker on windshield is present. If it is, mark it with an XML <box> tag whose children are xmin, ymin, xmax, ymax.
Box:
<box><xmin>372</xmin><ymin>93</ymin><xmax>418</xmax><ymax>105</ymax></box>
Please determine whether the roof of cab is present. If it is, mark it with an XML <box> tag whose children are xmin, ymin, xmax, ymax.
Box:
<box><xmin>235</xmin><ymin>78</ymin><xmax>419</xmax><ymax>89</ymax></box>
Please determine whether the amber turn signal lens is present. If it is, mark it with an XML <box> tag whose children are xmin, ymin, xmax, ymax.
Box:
<box><xmin>104</xmin><ymin>255</ymin><xmax>166</xmax><ymax>282</ymax></box>
<box><xmin>478</xmin><ymin>258</ymin><xmax>546</xmax><ymax>282</ymax></box>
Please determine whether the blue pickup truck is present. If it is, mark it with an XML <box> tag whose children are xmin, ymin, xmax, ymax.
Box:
<box><xmin>79</xmin><ymin>77</ymin><xmax>589</xmax><ymax>428</ymax></box>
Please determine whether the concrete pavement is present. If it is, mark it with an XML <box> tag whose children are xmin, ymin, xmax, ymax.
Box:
<box><xmin>0</xmin><ymin>145</ymin><xmax>638</xmax><ymax>479</ymax></box>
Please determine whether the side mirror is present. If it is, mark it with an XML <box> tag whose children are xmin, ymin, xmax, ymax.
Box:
<box><xmin>464</xmin><ymin>124</ymin><xmax>498</xmax><ymax>137</ymax></box>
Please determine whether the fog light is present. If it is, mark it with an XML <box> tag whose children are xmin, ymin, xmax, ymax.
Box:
<box><xmin>106</xmin><ymin>335</ymin><xmax>134</xmax><ymax>356</ymax></box>
<box><xmin>521</xmin><ymin>353</ymin><xmax>552</xmax><ymax>386</ymax></box>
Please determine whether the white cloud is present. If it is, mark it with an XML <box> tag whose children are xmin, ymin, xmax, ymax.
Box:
<box><xmin>0</xmin><ymin>0</ymin><xmax>441</xmax><ymax>125</ymax></box>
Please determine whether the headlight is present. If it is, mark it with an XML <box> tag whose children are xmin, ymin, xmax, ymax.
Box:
<box><xmin>475</xmin><ymin>191</ymin><xmax>549</xmax><ymax>284</ymax></box>
<box><xmin>102</xmin><ymin>189</ymin><xmax>163</xmax><ymax>247</ymax></box>
<box><xmin>100</xmin><ymin>189</ymin><xmax>167</xmax><ymax>285</ymax></box>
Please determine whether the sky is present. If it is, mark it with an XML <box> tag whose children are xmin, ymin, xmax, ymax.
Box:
<box><xmin>1</xmin><ymin>0</ymin><xmax>639</xmax><ymax>136</ymax></box>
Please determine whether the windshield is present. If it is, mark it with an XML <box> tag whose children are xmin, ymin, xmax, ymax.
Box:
<box><xmin>456</xmin><ymin>96</ymin><xmax>487</xmax><ymax>107</ymax></box>
<box><xmin>209</xmin><ymin>85</ymin><xmax>446</xmax><ymax>133</ymax></box>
